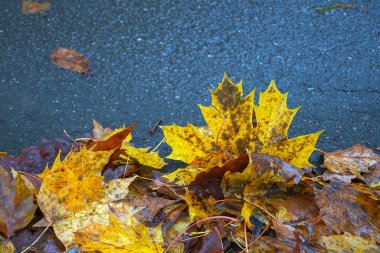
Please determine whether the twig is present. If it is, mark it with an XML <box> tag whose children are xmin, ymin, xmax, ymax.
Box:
<box><xmin>164</xmin><ymin>216</ymin><xmax>239</xmax><ymax>253</ymax></box>
<box><xmin>150</xmin><ymin>137</ymin><xmax>166</xmax><ymax>152</ymax></box>
<box><xmin>243</xmin><ymin>222</ymin><xmax>249</xmax><ymax>253</ymax></box>
<box><xmin>20</xmin><ymin>222</ymin><xmax>52</xmax><ymax>253</ymax></box>
<box><xmin>149</xmin><ymin>120</ymin><xmax>162</xmax><ymax>134</ymax></box>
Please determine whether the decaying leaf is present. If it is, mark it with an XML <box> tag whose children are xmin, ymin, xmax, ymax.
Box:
<box><xmin>320</xmin><ymin>232</ymin><xmax>380</xmax><ymax>253</ymax></box>
<box><xmin>22</xmin><ymin>0</ymin><xmax>50</xmax><ymax>14</ymax></box>
<box><xmin>311</xmin><ymin>3</ymin><xmax>353</xmax><ymax>14</ymax></box>
<box><xmin>162</xmin><ymin>73</ymin><xmax>322</xmax><ymax>168</ymax></box>
<box><xmin>92</xmin><ymin>120</ymin><xmax>114</xmax><ymax>141</ymax></box>
<box><xmin>323</xmin><ymin>144</ymin><xmax>380</xmax><ymax>179</ymax></box>
<box><xmin>0</xmin><ymin>167</ymin><xmax>37</xmax><ymax>238</ymax></box>
<box><xmin>50</xmin><ymin>48</ymin><xmax>90</xmax><ymax>74</ymax></box>
<box><xmin>316</xmin><ymin>182</ymin><xmax>380</xmax><ymax>240</ymax></box>
<box><xmin>73</xmin><ymin>206</ymin><xmax>165</xmax><ymax>252</ymax></box>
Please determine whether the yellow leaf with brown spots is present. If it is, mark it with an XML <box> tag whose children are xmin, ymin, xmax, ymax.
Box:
<box><xmin>162</xmin><ymin>73</ymin><xmax>322</xmax><ymax>168</ymax></box>
<box><xmin>161</xmin><ymin>123</ymin><xmax>214</xmax><ymax>164</ymax></box>
<box><xmin>184</xmin><ymin>191</ymin><xmax>223</xmax><ymax>222</ymax></box>
<box><xmin>73</xmin><ymin>206</ymin><xmax>164</xmax><ymax>253</ymax></box>
<box><xmin>320</xmin><ymin>232</ymin><xmax>380</xmax><ymax>253</ymax></box>
<box><xmin>120</xmin><ymin>146</ymin><xmax>166</xmax><ymax>169</ymax></box>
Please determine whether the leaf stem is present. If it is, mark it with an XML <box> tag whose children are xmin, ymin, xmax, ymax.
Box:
<box><xmin>164</xmin><ymin>215</ymin><xmax>239</xmax><ymax>253</ymax></box>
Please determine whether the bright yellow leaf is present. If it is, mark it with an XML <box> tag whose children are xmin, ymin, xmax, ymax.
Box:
<box><xmin>120</xmin><ymin>145</ymin><xmax>166</xmax><ymax>169</ymax></box>
<box><xmin>185</xmin><ymin>191</ymin><xmax>223</xmax><ymax>222</ymax></box>
<box><xmin>162</xmin><ymin>73</ymin><xmax>322</xmax><ymax>168</ymax></box>
<box><xmin>73</xmin><ymin>208</ymin><xmax>164</xmax><ymax>252</ymax></box>
<box><xmin>161</xmin><ymin>123</ymin><xmax>213</xmax><ymax>164</ymax></box>
<box><xmin>38</xmin><ymin>148</ymin><xmax>113</xmax><ymax>211</ymax></box>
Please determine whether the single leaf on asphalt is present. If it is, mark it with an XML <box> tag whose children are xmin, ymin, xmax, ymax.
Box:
<box><xmin>320</xmin><ymin>232</ymin><xmax>380</xmax><ymax>253</ymax></box>
<box><xmin>50</xmin><ymin>48</ymin><xmax>90</xmax><ymax>74</ymax></box>
<box><xmin>73</xmin><ymin>207</ymin><xmax>165</xmax><ymax>252</ymax></box>
<box><xmin>22</xmin><ymin>0</ymin><xmax>50</xmax><ymax>14</ymax></box>
<box><xmin>0</xmin><ymin>167</ymin><xmax>37</xmax><ymax>238</ymax></box>
<box><xmin>323</xmin><ymin>144</ymin><xmax>380</xmax><ymax>179</ymax></box>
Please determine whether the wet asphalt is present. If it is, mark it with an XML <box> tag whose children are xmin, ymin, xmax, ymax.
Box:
<box><xmin>0</xmin><ymin>0</ymin><xmax>379</xmax><ymax>158</ymax></box>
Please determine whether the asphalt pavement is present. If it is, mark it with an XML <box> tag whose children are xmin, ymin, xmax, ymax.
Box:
<box><xmin>0</xmin><ymin>0</ymin><xmax>379</xmax><ymax>159</ymax></box>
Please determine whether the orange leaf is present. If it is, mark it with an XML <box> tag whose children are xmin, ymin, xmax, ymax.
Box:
<box><xmin>22</xmin><ymin>0</ymin><xmax>50</xmax><ymax>14</ymax></box>
<box><xmin>50</xmin><ymin>48</ymin><xmax>90</xmax><ymax>74</ymax></box>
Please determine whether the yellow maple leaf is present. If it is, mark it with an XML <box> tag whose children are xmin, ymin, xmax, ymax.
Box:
<box><xmin>38</xmin><ymin>148</ymin><xmax>113</xmax><ymax>211</ymax></box>
<box><xmin>184</xmin><ymin>190</ymin><xmax>223</xmax><ymax>222</ymax></box>
<box><xmin>162</xmin><ymin>73</ymin><xmax>322</xmax><ymax>168</ymax></box>
<box><xmin>73</xmin><ymin>208</ymin><xmax>164</xmax><ymax>253</ymax></box>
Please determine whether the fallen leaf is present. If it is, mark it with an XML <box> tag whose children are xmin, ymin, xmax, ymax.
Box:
<box><xmin>0</xmin><ymin>167</ymin><xmax>37</xmax><ymax>238</ymax></box>
<box><xmin>320</xmin><ymin>232</ymin><xmax>380</xmax><ymax>253</ymax></box>
<box><xmin>92</xmin><ymin>120</ymin><xmax>114</xmax><ymax>141</ymax></box>
<box><xmin>73</xmin><ymin>206</ymin><xmax>165</xmax><ymax>252</ymax></box>
<box><xmin>162</xmin><ymin>73</ymin><xmax>322</xmax><ymax>168</ymax></box>
<box><xmin>50</xmin><ymin>48</ymin><xmax>90</xmax><ymax>74</ymax></box>
<box><xmin>124</xmin><ymin>194</ymin><xmax>179</xmax><ymax>225</ymax></box>
<box><xmin>0</xmin><ymin>236</ymin><xmax>14</xmax><ymax>253</ymax></box>
<box><xmin>38</xmin><ymin>148</ymin><xmax>113</xmax><ymax>211</ymax></box>
<box><xmin>315</xmin><ymin>182</ymin><xmax>380</xmax><ymax>240</ymax></box>
<box><xmin>185</xmin><ymin>191</ymin><xmax>223</xmax><ymax>222</ymax></box>
<box><xmin>323</xmin><ymin>144</ymin><xmax>380</xmax><ymax>179</ymax></box>
<box><xmin>22</xmin><ymin>0</ymin><xmax>50</xmax><ymax>14</ymax></box>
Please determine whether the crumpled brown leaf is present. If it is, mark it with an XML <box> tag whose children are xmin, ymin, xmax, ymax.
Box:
<box><xmin>315</xmin><ymin>182</ymin><xmax>380</xmax><ymax>241</ymax></box>
<box><xmin>323</xmin><ymin>144</ymin><xmax>380</xmax><ymax>179</ymax></box>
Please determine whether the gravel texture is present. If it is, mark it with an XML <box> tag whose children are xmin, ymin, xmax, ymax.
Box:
<box><xmin>0</xmin><ymin>0</ymin><xmax>379</xmax><ymax>158</ymax></box>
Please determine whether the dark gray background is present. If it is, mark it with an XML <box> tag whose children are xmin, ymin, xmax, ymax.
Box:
<box><xmin>0</xmin><ymin>0</ymin><xmax>379</xmax><ymax>156</ymax></box>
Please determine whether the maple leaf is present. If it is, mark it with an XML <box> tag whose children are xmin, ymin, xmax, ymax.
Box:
<box><xmin>38</xmin><ymin>148</ymin><xmax>113</xmax><ymax>211</ymax></box>
<box><xmin>0</xmin><ymin>167</ymin><xmax>37</xmax><ymax>238</ymax></box>
<box><xmin>162</xmin><ymin>73</ymin><xmax>322</xmax><ymax>169</ymax></box>
<box><xmin>22</xmin><ymin>0</ymin><xmax>50</xmax><ymax>14</ymax></box>
<box><xmin>50</xmin><ymin>48</ymin><xmax>90</xmax><ymax>74</ymax></box>
<box><xmin>323</xmin><ymin>144</ymin><xmax>380</xmax><ymax>179</ymax></box>
<box><xmin>38</xmin><ymin>166</ymin><xmax>137</xmax><ymax>249</ymax></box>
<box><xmin>73</xmin><ymin>206</ymin><xmax>165</xmax><ymax>252</ymax></box>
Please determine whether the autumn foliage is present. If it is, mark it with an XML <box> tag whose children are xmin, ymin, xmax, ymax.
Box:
<box><xmin>0</xmin><ymin>74</ymin><xmax>379</xmax><ymax>253</ymax></box>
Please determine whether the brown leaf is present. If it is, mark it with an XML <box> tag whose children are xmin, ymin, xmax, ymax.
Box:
<box><xmin>22</xmin><ymin>0</ymin><xmax>50</xmax><ymax>14</ymax></box>
<box><xmin>50</xmin><ymin>48</ymin><xmax>90</xmax><ymax>74</ymax></box>
<box><xmin>124</xmin><ymin>195</ymin><xmax>179</xmax><ymax>226</ymax></box>
<box><xmin>0</xmin><ymin>167</ymin><xmax>37</xmax><ymax>238</ymax></box>
<box><xmin>161</xmin><ymin>203</ymin><xmax>187</xmax><ymax>241</ymax></box>
<box><xmin>315</xmin><ymin>182</ymin><xmax>380</xmax><ymax>240</ymax></box>
<box><xmin>86</xmin><ymin>123</ymin><xmax>136</xmax><ymax>166</ymax></box>
<box><xmin>324</xmin><ymin>144</ymin><xmax>380</xmax><ymax>179</ymax></box>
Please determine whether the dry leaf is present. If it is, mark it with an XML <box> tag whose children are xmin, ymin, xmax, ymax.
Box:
<box><xmin>50</xmin><ymin>48</ymin><xmax>90</xmax><ymax>74</ymax></box>
<box><xmin>324</xmin><ymin>144</ymin><xmax>380</xmax><ymax>179</ymax></box>
<box><xmin>315</xmin><ymin>182</ymin><xmax>380</xmax><ymax>240</ymax></box>
<box><xmin>320</xmin><ymin>232</ymin><xmax>380</xmax><ymax>253</ymax></box>
<box><xmin>0</xmin><ymin>167</ymin><xmax>37</xmax><ymax>238</ymax></box>
<box><xmin>73</xmin><ymin>206</ymin><xmax>165</xmax><ymax>252</ymax></box>
<box><xmin>22</xmin><ymin>0</ymin><xmax>50</xmax><ymax>14</ymax></box>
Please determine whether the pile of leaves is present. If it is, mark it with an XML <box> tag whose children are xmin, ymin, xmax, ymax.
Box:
<box><xmin>1</xmin><ymin>74</ymin><xmax>379</xmax><ymax>253</ymax></box>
